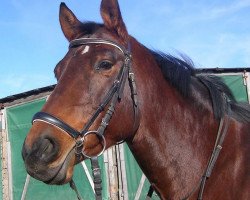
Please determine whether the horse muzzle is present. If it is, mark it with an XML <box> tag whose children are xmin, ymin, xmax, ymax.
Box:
<box><xmin>22</xmin><ymin>135</ymin><xmax>75</xmax><ymax>184</ymax></box>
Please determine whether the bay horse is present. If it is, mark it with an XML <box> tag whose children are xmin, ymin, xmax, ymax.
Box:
<box><xmin>22</xmin><ymin>0</ymin><xmax>250</xmax><ymax>199</ymax></box>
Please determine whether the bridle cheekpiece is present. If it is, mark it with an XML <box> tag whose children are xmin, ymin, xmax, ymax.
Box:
<box><xmin>32</xmin><ymin>38</ymin><xmax>139</xmax><ymax>200</ymax></box>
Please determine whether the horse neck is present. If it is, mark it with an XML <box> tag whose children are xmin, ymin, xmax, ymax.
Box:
<box><xmin>127</xmin><ymin>38</ymin><xmax>219</xmax><ymax>199</ymax></box>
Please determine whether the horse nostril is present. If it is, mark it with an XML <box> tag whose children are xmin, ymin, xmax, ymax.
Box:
<box><xmin>22</xmin><ymin>136</ymin><xmax>60</xmax><ymax>182</ymax></box>
<box><xmin>40</xmin><ymin>138</ymin><xmax>54</xmax><ymax>159</ymax></box>
<box><xmin>37</xmin><ymin>137</ymin><xmax>59</xmax><ymax>162</ymax></box>
<box><xmin>22</xmin><ymin>136</ymin><xmax>59</xmax><ymax>163</ymax></box>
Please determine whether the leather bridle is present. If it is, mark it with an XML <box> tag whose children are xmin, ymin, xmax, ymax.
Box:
<box><xmin>32</xmin><ymin>38</ymin><xmax>140</xmax><ymax>200</ymax></box>
<box><xmin>31</xmin><ymin>38</ymin><xmax>231</xmax><ymax>200</ymax></box>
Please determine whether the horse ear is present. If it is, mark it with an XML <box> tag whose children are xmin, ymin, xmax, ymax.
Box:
<box><xmin>59</xmin><ymin>3</ymin><xmax>82</xmax><ymax>41</ymax></box>
<box><xmin>100</xmin><ymin>0</ymin><xmax>129</xmax><ymax>42</ymax></box>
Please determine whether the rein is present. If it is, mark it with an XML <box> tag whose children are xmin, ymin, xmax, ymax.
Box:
<box><xmin>197</xmin><ymin>97</ymin><xmax>231</xmax><ymax>200</ymax></box>
<box><xmin>182</xmin><ymin>95</ymin><xmax>231</xmax><ymax>200</ymax></box>
<box><xmin>32</xmin><ymin>38</ymin><xmax>140</xmax><ymax>200</ymax></box>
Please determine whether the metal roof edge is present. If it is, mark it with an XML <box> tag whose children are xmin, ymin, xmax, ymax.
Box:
<box><xmin>195</xmin><ymin>67</ymin><xmax>250</xmax><ymax>74</ymax></box>
<box><xmin>1</xmin><ymin>67</ymin><xmax>250</xmax><ymax>106</ymax></box>
<box><xmin>0</xmin><ymin>85</ymin><xmax>55</xmax><ymax>106</ymax></box>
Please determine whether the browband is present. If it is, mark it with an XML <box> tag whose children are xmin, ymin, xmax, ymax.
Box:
<box><xmin>69</xmin><ymin>38</ymin><xmax>129</xmax><ymax>56</ymax></box>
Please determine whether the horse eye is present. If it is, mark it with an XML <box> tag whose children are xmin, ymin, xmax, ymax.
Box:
<box><xmin>96</xmin><ymin>60</ymin><xmax>113</xmax><ymax>70</ymax></box>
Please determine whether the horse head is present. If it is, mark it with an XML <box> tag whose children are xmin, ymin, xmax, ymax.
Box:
<box><xmin>22</xmin><ymin>1</ymin><xmax>250</xmax><ymax>199</ymax></box>
<box><xmin>22</xmin><ymin>0</ymin><xmax>139</xmax><ymax>185</ymax></box>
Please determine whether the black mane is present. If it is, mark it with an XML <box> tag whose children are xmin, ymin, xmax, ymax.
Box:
<box><xmin>151</xmin><ymin>51</ymin><xmax>195</xmax><ymax>97</ymax></box>
<box><xmin>151</xmin><ymin>50</ymin><xmax>250</xmax><ymax>122</ymax></box>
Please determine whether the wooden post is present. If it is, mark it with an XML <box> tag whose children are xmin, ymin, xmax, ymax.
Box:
<box><xmin>243</xmin><ymin>71</ymin><xmax>250</xmax><ymax>103</ymax></box>
<box><xmin>106</xmin><ymin>147</ymin><xmax>119</xmax><ymax>200</ymax></box>
<box><xmin>116</xmin><ymin>144</ymin><xmax>128</xmax><ymax>200</ymax></box>
<box><xmin>1</xmin><ymin>109</ymin><xmax>11</xmax><ymax>200</ymax></box>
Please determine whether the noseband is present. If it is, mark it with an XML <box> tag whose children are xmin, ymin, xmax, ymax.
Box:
<box><xmin>32</xmin><ymin>38</ymin><xmax>140</xmax><ymax>200</ymax></box>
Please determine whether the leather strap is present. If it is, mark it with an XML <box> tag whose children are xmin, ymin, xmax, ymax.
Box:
<box><xmin>91</xmin><ymin>157</ymin><xmax>102</xmax><ymax>200</ymax></box>
<box><xmin>198</xmin><ymin>102</ymin><xmax>231</xmax><ymax>200</ymax></box>
<box><xmin>32</xmin><ymin>112</ymin><xmax>80</xmax><ymax>138</ymax></box>
<box><xmin>69</xmin><ymin>38</ymin><xmax>127</xmax><ymax>55</ymax></box>
<box><xmin>70</xmin><ymin>180</ymin><xmax>83</xmax><ymax>200</ymax></box>
<box><xmin>80</xmin><ymin>78</ymin><xmax>120</xmax><ymax>135</ymax></box>
<box><xmin>32</xmin><ymin>38</ymin><xmax>140</xmax><ymax>200</ymax></box>
<box><xmin>145</xmin><ymin>185</ymin><xmax>154</xmax><ymax>200</ymax></box>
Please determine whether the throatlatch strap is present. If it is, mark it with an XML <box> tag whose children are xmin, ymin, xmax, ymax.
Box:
<box><xmin>91</xmin><ymin>157</ymin><xmax>102</xmax><ymax>200</ymax></box>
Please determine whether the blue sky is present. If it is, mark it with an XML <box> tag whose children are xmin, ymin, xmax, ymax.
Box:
<box><xmin>1</xmin><ymin>0</ymin><xmax>250</xmax><ymax>98</ymax></box>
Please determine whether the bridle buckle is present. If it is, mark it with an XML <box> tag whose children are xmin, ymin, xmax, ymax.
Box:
<box><xmin>75</xmin><ymin>137</ymin><xmax>84</xmax><ymax>157</ymax></box>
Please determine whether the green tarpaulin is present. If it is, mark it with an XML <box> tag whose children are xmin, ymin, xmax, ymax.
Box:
<box><xmin>220</xmin><ymin>75</ymin><xmax>248</xmax><ymax>102</ymax></box>
<box><xmin>3</xmin><ymin>73</ymin><xmax>249</xmax><ymax>200</ymax></box>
